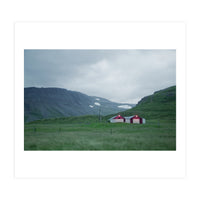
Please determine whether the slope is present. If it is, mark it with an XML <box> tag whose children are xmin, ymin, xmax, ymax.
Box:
<box><xmin>105</xmin><ymin>86</ymin><xmax>176</xmax><ymax>121</ymax></box>
<box><xmin>24</xmin><ymin>87</ymin><xmax>134</xmax><ymax>122</ymax></box>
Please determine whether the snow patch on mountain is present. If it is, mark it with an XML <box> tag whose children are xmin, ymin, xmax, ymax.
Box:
<box><xmin>118</xmin><ymin>105</ymin><xmax>132</xmax><ymax>109</ymax></box>
<box><xmin>94</xmin><ymin>102</ymin><xmax>101</xmax><ymax>106</ymax></box>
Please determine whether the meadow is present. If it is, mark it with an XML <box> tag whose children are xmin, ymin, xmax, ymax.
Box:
<box><xmin>24</xmin><ymin>86</ymin><xmax>176</xmax><ymax>151</ymax></box>
<box><xmin>24</xmin><ymin>118</ymin><xmax>176</xmax><ymax>150</ymax></box>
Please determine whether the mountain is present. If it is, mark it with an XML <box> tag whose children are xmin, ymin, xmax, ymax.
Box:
<box><xmin>24</xmin><ymin>87</ymin><xmax>135</xmax><ymax>122</ymax></box>
<box><xmin>105</xmin><ymin>85</ymin><xmax>176</xmax><ymax>120</ymax></box>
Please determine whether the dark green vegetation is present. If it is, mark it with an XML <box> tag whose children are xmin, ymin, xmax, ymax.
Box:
<box><xmin>25</xmin><ymin>121</ymin><xmax>175</xmax><ymax>150</ymax></box>
<box><xmin>106</xmin><ymin>85</ymin><xmax>176</xmax><ymax>120</ymax></box>
<box><xmin>24</xmin><ymin>87</ymin><xmax>134</xmax><ymax>122</ymax></box>
<box><xmin>24</xmin><ymin>86</ymin><xmax>176</xmax><ymax>151</ymax></box>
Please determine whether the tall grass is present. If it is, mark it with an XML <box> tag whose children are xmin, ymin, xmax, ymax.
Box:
<box><xmin>24</xmin><ymin>120</ymin><xmax>176</xmax><ymax>150</ymax></box>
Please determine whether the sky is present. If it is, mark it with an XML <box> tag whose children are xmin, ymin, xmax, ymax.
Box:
<box><xmin>24</xmin><ymin>49</ymin><xmax>176</xmax><ymax>104</ymax></box>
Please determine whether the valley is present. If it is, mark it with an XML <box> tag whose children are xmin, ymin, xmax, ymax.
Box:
<box><xmin>24</xmin><ymin>86</ymin><xmax>176</xmax><ymax>151</ymax></box>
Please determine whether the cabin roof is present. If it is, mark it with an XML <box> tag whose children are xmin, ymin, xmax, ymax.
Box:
<box><xmin>125</xmin><ymin>115</ymin><xmax>142</xmax><ymax>119</ymax></box>
<box><xmin>110</xmin><ymin>115</ymin><xmax>144</xmax><ymax>120</ymax></box>
<box><xmin>109</xmin><ymin>115</ymin><xmax>125</xmax><ymax>120</ymax></box>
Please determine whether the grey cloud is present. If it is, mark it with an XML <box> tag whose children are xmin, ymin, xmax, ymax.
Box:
<box><xmin>24</xmin><ymin>49</ymin><xmax>176</xmax><ymax>103</ymax></box>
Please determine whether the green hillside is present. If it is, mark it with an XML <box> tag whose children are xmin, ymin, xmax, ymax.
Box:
<box><xmin>24</xmin><ymin>87</ymin><xmax>134</xmax><ymax>122</ymax></box>
<box><xmin>26</xmin><ymin>86</ymin><xmax>176</xmax><ymax>124</ymax></box>
<box><xmin>24</xmin><ymin>86</ymin><xmax>176</xmax><ymax>151</ymax></box>
<box><xmin>27</xmin><ymin>115</ymin><xmax>100</xmax><ymax>124</ymax></box>
<box><xmin>105</xmin><ymin>86</ymin><xmax>176</xmax><ymax>121</ymax></box>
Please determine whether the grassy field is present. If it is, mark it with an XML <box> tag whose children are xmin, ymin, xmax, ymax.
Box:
<box><xmin>24</xmin><ymin>119</ymin><xmax>176</xmax><ymax>150</ymax></box>
<box><xmin>24</xmin><ymin>86</ymin><xmax>176</xmax><ymax>151</ymax></box>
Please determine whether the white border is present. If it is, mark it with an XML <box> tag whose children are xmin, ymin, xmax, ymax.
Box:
<box><xmin>15</xmin><ymin>22</ymin><xmax>185</xmax><ymax>178</ymax></box>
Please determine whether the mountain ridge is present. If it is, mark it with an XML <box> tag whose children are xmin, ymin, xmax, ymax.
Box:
<box><xmin>24</xmin><ymin>87</ymin><xmax>135</xmax><ymax>122</ymax></box>
<box><xmin>105</xmin><ymin>85</ymin><xmax>176</xmax><ymax>120</ymax></box>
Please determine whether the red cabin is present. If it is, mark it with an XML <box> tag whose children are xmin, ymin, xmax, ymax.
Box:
<box><xmin>109</xmin><ymin>114</ymin><xmax>125</xmax><ymax>123</ymax></box>
<box><xmin>130</xmin><ymin>115</ymin><xmax>143</xmax><ymax>124</ymax></box>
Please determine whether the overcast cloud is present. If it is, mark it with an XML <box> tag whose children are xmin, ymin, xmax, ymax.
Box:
<box><xmin>24</xmin><ymin>49</ymin><xmax>176</xmax><ymax>104</ymax></box>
